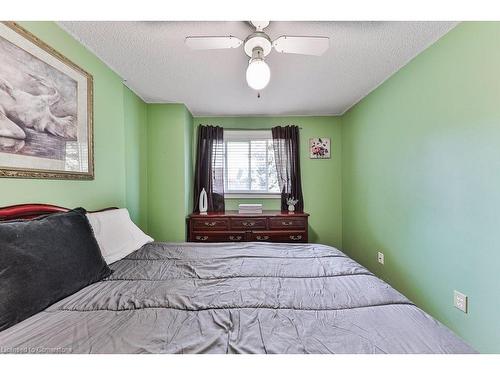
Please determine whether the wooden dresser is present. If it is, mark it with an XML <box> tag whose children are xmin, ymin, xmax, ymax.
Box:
<box><xmin>187</xmin><ymin>211</ymin><xmax>309</xmax><ymax>243</ymax></box>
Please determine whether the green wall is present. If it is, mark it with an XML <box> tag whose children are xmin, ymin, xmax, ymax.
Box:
<box><xmin>194</xmin><ymin>116</ymin><xmax>342</xmax><ymax>247</ymax></box>
<box><xmin>147</xmin><ymin>104</ymin><xmax>193</xmax><ymax>241</ymax></box>
<box><xmin>184</xmin><ymin>109</ymin><xmax>194</xmax><ymax>216</ymax></box>
<box><xmin>341</xmin><ymin>22</ymin><xmax>500</xmax><ymax>353</ymax></box>
<box><xmin>0</xmin><ymin>22</ymin><xmax>148</xmax><ymax>232</ymax></box>
<box><xmin>123</xmin><ymin>87</ymin><xmax>149</xmax><ymax>230</ymax></box>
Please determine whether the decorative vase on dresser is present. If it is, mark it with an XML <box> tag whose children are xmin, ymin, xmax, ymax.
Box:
<box><xmin>198</xmin><ymin>188</ymin><xmax>208</xmax><ymax>215</ymax></box>
<box><xmin>187</xmin><ymin>211</ymin><xmax>309</xmax><ymax>243</ymax></box>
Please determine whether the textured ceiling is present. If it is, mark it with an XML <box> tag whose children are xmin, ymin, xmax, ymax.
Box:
<box><xmin>58</xmin><ymin>21</ymin><xmax>457</xmax><ymax>116</ymax></box>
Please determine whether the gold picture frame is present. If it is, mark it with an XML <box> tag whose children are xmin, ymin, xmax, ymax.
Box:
<box><xmin>0</xmin><ymin>21</ymin><xmax>94</xmax><ymax>180</ymax></box>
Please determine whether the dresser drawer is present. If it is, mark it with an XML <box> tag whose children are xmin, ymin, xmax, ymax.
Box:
<box><xmin>191</xmin><ymin>231</ymin><xmax>246</xmax><ymax>242</ymax></box>
<box><xmin>268</xmin><ymin>217</ymin><xmax>307</xmax><ymax>230</ymax></box>
<box><xmin>230</xmin><ymin>217</ymin><xmax>267</xmax><ymax>230</ymax></box>
<box><xmin>191</xmin><ymin>218</ymin><xmax>229</xmax><ymax>231</ymax></box>
<box><xmin>250</xmin><ymin>231</ymin><xmax>307</xmax><ymax>243</ymax></box>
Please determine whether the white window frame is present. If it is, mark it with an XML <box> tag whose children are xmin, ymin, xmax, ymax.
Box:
<box><xmin>223</xmin><ymin>130</ymin><xmax>281</xmax><ymax>198</ymax></box>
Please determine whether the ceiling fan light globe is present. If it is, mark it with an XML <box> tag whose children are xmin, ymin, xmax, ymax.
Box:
<box><xmin>246</xmin><ymin>59</ymin><xmax>271</xmax><ymax>91</ymax></box>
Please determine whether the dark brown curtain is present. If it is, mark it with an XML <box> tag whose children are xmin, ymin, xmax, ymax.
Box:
<box><xmin>193</xmin><ymin>125</ymin><xmax>225</xmax><ymax>212</ymax></box>
<box><xmin>272</xmin><ymin>126</ymin><xmax>304</xmax><ymax>212</ymax></box>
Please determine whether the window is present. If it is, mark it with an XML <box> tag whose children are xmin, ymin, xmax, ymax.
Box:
<box><xmin>222</xmin><ymin>130</ymin><xmax>280</xmax><ymax>196</ymax></box>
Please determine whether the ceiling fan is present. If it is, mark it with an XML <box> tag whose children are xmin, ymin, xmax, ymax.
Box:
<box><xmin>185</xmin><ymin>21</ymin><xmax>330</xmax><ymax>91</ymax></box>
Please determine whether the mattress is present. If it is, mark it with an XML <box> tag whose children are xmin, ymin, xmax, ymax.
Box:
<box><xmin>0</xmin><ymin>242</ymin><xmax>475</xmax><ymax>353</ymax></box>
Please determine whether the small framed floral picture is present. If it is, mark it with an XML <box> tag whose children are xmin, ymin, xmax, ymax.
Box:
<box><xmin>309</xmin><ymin>138</ymin><xmax>331</xmax><ymax>159</ymax></box>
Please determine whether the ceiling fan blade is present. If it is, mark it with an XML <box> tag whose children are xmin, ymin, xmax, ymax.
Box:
<box><xmin>272</xmin><ymin>36</ymin><xmax>330</xmax><ymax>56</ymax></box>
<box><xmin>249</xmin><ymin>21</ymin><xmax>270</xmax><ymax>31</ymax></box>
<box><xmin>185</xmin><ymin>36</ymin><xmax>243</xmax><ymax>50</ymax></box>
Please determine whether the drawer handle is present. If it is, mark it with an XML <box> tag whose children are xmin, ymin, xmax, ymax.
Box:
<box><xmin>289</xmin><ymin>235</ymin><xmax>302</xmax><ymax>241</ymax></box>
<box><xmin>282</xmin><ymin>221</ymin><xmax>294</xmax><ymax>226</ymax></box>
<box><xmin>256</xmin><ymin>235</ymin><xmax>269</xmax><ymax>240</ymax></box>
<box><xmin>229</xmin><ymin>235</ymin><xmax>242</xmax><ymax>241</ymax></box>
<box><xmin>242</xmin><ymin>221</ymin><xmax>256</xmax><ymax>227</ymax></box>
<box><xmin>195</xmin><ymin>236</ymin><xmax>208</xmax><ymax>241</ymax></box>
<box><xmin>204</xmin><ymin>222</ymin><xmax>217</xmax><ymax>227</ymax></box>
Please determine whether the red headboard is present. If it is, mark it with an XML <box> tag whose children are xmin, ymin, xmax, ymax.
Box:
<box><xmin>0</xmin><ymin>204</ymin><xmax>119</xmax><ymax>221</ymax></box>
<box><xmin>0</xmin><ymin>204</ymin><xmax>69</xmax><ymax>221</ymax></box>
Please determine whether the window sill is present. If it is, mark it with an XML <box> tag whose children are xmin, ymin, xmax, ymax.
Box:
<box><xmin>225</xmin><ymin>193</ymin><xmax>281</xmax><ymax>199</ymax></box>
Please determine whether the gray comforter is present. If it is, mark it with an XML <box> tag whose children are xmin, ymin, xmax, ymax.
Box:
<box><xmin>0</xmin><ymin>242</ymin><xmax>475</xmax><ymax>353</ymax></box>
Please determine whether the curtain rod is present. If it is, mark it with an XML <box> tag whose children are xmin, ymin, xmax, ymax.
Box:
<box><xmin>220</xmin><ymin>127</ymin><xmax>303</xmax><ymax>131</ymax></box>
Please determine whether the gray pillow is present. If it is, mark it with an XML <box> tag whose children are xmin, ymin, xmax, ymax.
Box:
<box><xmin>0</xmin><ymin>208</ymin><xmax>112</xmax><ymax>331</ymax></box>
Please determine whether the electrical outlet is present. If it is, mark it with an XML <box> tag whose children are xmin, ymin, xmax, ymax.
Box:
<box><xmin>377</xmin><ymin>251</ymin><xmax>384</xmax><ymax>265</ymax></box>
<box><xmin>454</xmin><ymin>290</ymin><xmax>468</xmax><ymax>313</ymax></box>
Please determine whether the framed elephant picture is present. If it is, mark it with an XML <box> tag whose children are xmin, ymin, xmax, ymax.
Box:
<box><xmin>0</xmin><ymin>22</ymin><xmax>93</xmax><ymax>180</ymax></box>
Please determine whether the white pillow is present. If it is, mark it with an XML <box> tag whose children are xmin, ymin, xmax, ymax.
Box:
<box><xmin>86</xmin><ymin>208</ymin><xmax>153</xmax><ymax>264</ymax></box>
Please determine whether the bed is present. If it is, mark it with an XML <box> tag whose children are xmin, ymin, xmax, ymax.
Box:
<box><xmin>0</xmin><ymin>205</ymin><xmax>475</xmax><ymax>354</ymax></box>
